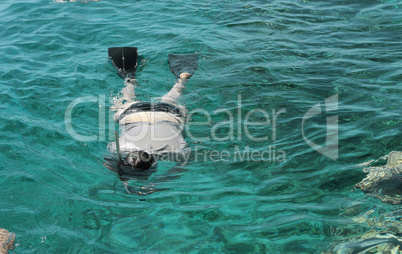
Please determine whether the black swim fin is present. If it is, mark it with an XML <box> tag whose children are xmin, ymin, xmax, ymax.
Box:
<box><xmin>168</xmin><ymin>54</ymin><xmax>198</xmax><ymax>78</ymax></box>
<box><xmin>108</xmin><ymin>47</ymin><xmax>138</xmax><ymax>79</ymax></box>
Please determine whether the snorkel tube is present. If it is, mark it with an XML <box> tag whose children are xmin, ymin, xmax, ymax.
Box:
<box><xmin>114</xmin><ymin>131</ymin><xmax>125</xmax><ymax>176</ymax></box>
<box><xmin>114</xmin><ymin>131</ymin><xmax>122</xmax><ymax>161</ymax></box>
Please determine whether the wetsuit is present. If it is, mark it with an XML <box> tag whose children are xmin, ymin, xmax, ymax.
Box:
<box><xmin>107</xmin><ymin>102</ymin><xmax>187</xmax><ymax>156</ymax></box>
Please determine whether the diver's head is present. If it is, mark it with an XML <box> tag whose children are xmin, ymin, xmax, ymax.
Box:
<box><xmin>125</xmin><ymin>151</ymin><xmax>155</xmax><ymax>170</ymax></box>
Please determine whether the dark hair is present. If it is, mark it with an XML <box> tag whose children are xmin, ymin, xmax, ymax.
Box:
<box><xmin>131</xmin><ymin>151</ymin><xmax>155</xmax><ymax>170</ymax></box>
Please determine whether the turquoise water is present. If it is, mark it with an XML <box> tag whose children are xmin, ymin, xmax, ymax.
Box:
<box><xmin>0</xmin><ymin>0</ymin><xmax>401</xmax><ymax>253</ymax></box>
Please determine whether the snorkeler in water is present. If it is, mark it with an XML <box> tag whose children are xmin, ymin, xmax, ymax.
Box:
<box><xmin>103</xmin><ymin>47</ymin><xmax>198</xmax><ymax>178</ymax></box>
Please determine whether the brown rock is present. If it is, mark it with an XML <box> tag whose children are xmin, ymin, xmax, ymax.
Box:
<box><xmin>0</xmin><ymin>229</ymin><xmax>15</xmax><ymax>254</ymax></box>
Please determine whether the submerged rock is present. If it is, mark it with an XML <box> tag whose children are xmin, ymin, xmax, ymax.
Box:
<box><xmin>355</xmin><ymin>151</ymin><xmax>402</xmax><ymax>205</ymax></box>
<box><xmin>327</xmin><ymin>208</ymin><xmax>402</xmax><ymax>254</ymax></box>
<box><xmin>327</xmin><ymin>152</ymin><xmax>402</xmax><ymax>253</ymax></box>
<box><xmin>331</xmin><ymin>234</ymin><xmax>402</xmax><ymax>254</ymax></box>
<box><xmin>0</xmin><ymin>229</ymin><xmax>15</xmax><ymax>254</ymax></box>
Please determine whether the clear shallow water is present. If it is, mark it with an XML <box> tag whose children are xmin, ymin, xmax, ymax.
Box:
<box><xmin>0</xmin><ymin>0</ymin><xmax>401</xmax><ymax>253</ymax></box>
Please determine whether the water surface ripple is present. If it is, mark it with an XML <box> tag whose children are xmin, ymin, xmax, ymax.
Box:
<box><xmin>0</xmin><ymin>0</ymin><xmax>401</xmax><ymax>253</ymax></box>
